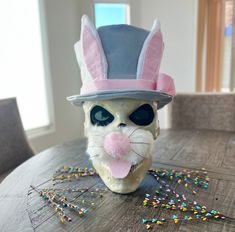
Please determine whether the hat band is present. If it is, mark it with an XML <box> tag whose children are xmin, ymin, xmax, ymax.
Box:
<box><xmin>80</xmin><ymin>79</ymin><xmax>157</xmax><ymax>95</ymax></box>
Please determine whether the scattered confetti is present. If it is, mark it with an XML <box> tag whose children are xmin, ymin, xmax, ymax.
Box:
<box><xmin>31</xmin><ymin>166</ymin><xmax>106</xmax><ymax>223</ymax></box>
<box><xmin>140</xmin><ymin>168</ymin><xmax>232</xmax><ymax>230</ymax></box>
<box><xmin>32</xmin><ymin>165</ymin><xmax>234</xmax><ymax>230</ymax></box>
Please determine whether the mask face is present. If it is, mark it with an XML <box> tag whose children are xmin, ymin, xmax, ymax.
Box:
<box><xmin>83</xmin><ymin>99</ymin><xmax>159</xmax><ymax>193</ymax></box>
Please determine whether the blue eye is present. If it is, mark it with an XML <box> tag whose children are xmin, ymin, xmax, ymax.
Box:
<box><xmin>129</xmin><ymin>104</ymin><xmax>154</xmax><ymax>126</ymax></box>
<box><xmin>90</xmin><ymin>105</ymin><xmax>114</xmax><ymax>126</ymax></box>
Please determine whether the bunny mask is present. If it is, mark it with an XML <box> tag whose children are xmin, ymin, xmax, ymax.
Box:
<box><xmin>68</xmin><ymin>15</ymin><xmax>175</xmax><ymax>193</ymax></box>
<box><xmin>83</xmin><ymin>99</ymin><xmax>157</xmax><ymax>193</ymax></box>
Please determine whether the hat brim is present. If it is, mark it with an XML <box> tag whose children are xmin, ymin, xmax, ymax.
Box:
<box><xmin>67</xmin><ymin>90</ymin><xmax>172</xmax><ymax>109</ymax></box>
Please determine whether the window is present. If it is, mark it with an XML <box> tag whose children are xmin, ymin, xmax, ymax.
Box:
<box><xmin>94</xmin><ymin>1</ymin><xmax>130</xmax><ymax>28</ymax></box>
<box><xmin>0</xmin><ymin>0</ymin><xmax>50</xmax><ymax>131</ymax></box>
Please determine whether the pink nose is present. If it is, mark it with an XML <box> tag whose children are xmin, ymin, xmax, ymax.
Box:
<box><xmin>104</xmin><ymin>132</ymin><xmax>131</xmax><ymax>158</ymax></box>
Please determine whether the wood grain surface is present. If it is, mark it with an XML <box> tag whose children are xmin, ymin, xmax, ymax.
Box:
<box><xmin>0</xmin><ymin>129</ymin><xmax>235</xmax><ymax>232</ymax></box>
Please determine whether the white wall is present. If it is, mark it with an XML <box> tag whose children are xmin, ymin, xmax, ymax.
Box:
<box><xmin>129</xmin><ymin>0</ymin><xmax>198</xmax><ymax>127</ymax></box>
<box><xmin>130</xmin><ymin>0</ymin><xmax>197</xmax><ymax>92</ymax></box>
<box><xmin>29</xmin><ymin>0</ymin><xmax>88</xmax><ymax>153</ymax></box>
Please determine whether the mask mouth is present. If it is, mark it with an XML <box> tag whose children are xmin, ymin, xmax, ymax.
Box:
<box><xmin>130</xmin><ymin>160</ymin><xmax>145</xmax><ymax>172</ymax></box>
<box><xmin>107</xmin><ymin>159</ymin><xmax>146</xmax><ymax>179</ymax></box>
<box><xmin>91</xmin><ymin>157</ymin><xmax>152</xmax><ymax>194</ymax></box>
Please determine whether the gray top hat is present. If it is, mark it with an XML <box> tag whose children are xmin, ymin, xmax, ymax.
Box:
<box><xmin>67</xmin><ymin>15</ymin><xmax>175</xmax><ymax>109</ymax></box>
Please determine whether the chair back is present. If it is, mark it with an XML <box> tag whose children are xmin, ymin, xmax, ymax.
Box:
<box><xmin>168</xmin><ymin>93</ymin><xmax>235</xmax><ymax>132</ymax></box>
<box><xmin>0</xmin><ymin>98</ymin><xmax>34</xmax><ymax>175</ymax></box>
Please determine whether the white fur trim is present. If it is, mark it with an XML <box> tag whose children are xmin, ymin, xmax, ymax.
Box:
<box><xmin>86</xmin><ymin>126</ymin><xmax>154</xmax><ymax>167</ymax></box>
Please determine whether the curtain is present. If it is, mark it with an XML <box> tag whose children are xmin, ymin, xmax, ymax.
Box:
<box><xmin>196</xmin><ymin>0</ymin><xmax>232</xmax><ymax>92</ymax></box>
<box><xmin>231</xmin><ymin>0</ymin><xmax>235</xmax><ymax>90</ymax></box>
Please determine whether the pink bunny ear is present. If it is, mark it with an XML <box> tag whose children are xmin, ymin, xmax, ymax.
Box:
<box><xmin>80</xmin><ymin>15</ymin><xmax>107</xmax><ymax>81</ymax></box>
<box><xmin>157</xmin><ymin>73</ymin><xmax>176</xmax><ymax>96</ymax></box>
<box><xmin>137</xmin><ymin>19</ymin><xmax>164</xmax><ymax>81</ymax></box>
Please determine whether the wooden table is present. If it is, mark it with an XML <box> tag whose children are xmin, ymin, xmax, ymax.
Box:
<box><xmin>0</xmin><ymin>129</ymin><xmax>235</xmax><ymax>232</ymax></box>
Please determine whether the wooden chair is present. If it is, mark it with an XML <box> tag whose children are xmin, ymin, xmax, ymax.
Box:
<box><xmin>0</xmin><ymin>98</ymin><xmax>34</xmax><ymax>183</ymax></box>
<box><xmin>168</xmin><ymin>93</ymin><xmax>235</xmax><ymax>132</ymax></box>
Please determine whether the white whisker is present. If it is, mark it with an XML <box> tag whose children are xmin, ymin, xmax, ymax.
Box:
<box><xmin>130</xmin><ymin>142</ymin><xmax>150</xmax><ymax>145</ymax></box>
<box><xmin>128</xmin><ymin>127</ymin><xmax>141</xmax><ymax>138</ymax></box>
<box><xmin>131</xmin><ymin>149</ymin><xmax>145</xmax><ymax>159</ymax></box>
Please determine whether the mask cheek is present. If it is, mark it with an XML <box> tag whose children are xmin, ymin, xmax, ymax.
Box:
<box><xmin>125</xmin><ymin>129</ymin><xmax>154</xmax><ymax>165</ymax></box>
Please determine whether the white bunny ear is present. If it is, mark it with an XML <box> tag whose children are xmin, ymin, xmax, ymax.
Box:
<box><xmin>137</xmin><ymin>18</ymin><xmax>164</xmax><ymax>81</ymax></box>
<box><xmin>75</xmin><ymin>15</ymin><xmax>107</xmax><ymax>82</ymax></box>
